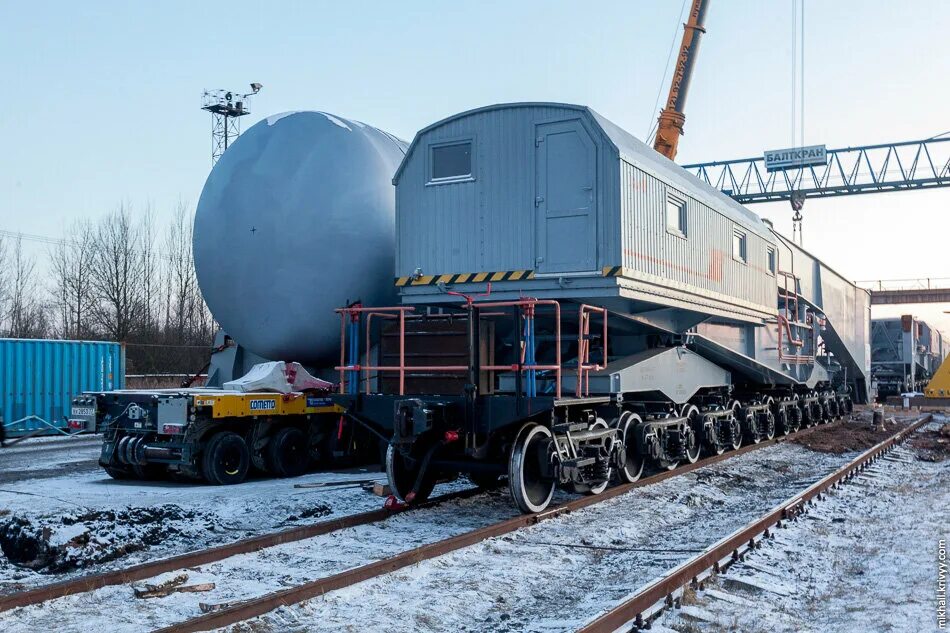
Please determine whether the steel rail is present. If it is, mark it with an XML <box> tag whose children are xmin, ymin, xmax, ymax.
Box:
<box><xmin>0</xmin><ymin>487</ymin><xmax>483</xmax><ymax>613</ymax></box>
<box><xmin>576</xmin><ymin>413</ymin><xmax>934</xmax><ymax>633</ymax></box>
<box><xmin>156</xmin><ymin>417</ymin><xmax>851</xmax><ymax>633</ymax></box>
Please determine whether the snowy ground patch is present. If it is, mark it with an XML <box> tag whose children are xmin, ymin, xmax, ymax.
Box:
<box><xmin>0</xmin><ymin>437</ymin><xmax>401</xmax><ymax>592</ymax></box>
<box><xmin>215</xmin><ymin>441</ymin><xmax>876</xmax><ymax>633</ymax></box>
<box><xmin>650</xmin><ymin>422</ymin><xmax>949</xmax><ymax>633</ymax></box>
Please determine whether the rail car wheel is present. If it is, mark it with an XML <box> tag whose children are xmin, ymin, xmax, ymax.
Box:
<box><xmin>266</xmin><ymin>427</ymin><xmax>309</xmax><ymax>478</ymax></box>
<box><xmin>829</xmin><ymin>396</ymin><xmax>841</xmax><ymax>420</ymax></box>
<box><xmin>705</xmin><ymin>412</ymin><xmax>725</xmax><ymax>456</ymax></box>
<box><xmin>201</xmin><ymin>432</ymin><xmax>250</xmax><ymax>485</ymax></box>
<box><xmin>809</xmin><ymin>392</ymin><xmax>823</xmax><ymax>425</ymax></box>
<box><xmin>570</xmin><ymin>419</ymin><xmax>611</xmax><ymax>495</ymax></box>
<box><xmin>800</xmin><ymin>399</ymin><xmax>813</xmax><ymax>428</ymax></box>
<box><xmin>728</xmin><ymin>402</ymin><xmax>743</xmax><ymax>450</ymax></box>
<box><xmin>613</xmin><ymin>412</ymin><xmax>645</xmax><ymax>483</ymax></box>
<box><xmin>683</xmin><ymin>406</ymin><xmax>702</xmax><ymax>464</ymax></box>
<box><xmin>509</xmin><ymin>423</ymin><xmax>556</xmax><ymax>513</ymax></box>
<box><xmin>386</xmin><ymin>444</ymin><xmax>437</xmax><ymax>503</ymax></box>
<box><xmin>786</xmin><ymin>398</ymin><xmax>802</xmax><ymax>434</ymax></box>
<box><xmin>763</xmin><ymin>410</ymin><xmax>776</xmax><ymax>440</ymax></box>
<box><xmin>774</xmin><ymin>402</ymin><xmax>789</xmax><ymax>437</ymax></box>
<box><xmin>744</xmin><ymin>409</ymin><xmax>760</xmax><ymax>445</ymax></box>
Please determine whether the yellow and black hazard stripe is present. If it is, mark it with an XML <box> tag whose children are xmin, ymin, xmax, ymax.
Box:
<box><xmin>395</xmin><ymin>270</ymin><xmax>536</xmax><ymax>287</ymax></box>
<box><xmin>602</xmin><ymin>265</ymin><xmax>623</xmax><ymax>277</ymax></box>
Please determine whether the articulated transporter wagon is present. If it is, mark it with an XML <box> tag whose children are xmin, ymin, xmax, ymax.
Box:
<box><xmin>82</xmin><ymin>105</ymin><xmax>870</xmax><ymax>504</ymax></box>
<box><xmin>335</xmin><ymin>103</ymin><xmax>871</xmax><ymax>513</ymax></box>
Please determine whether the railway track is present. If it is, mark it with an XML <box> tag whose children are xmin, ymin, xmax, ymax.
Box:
<box><xmin>0</xmin><ymin>487</ymin><xmax>482</xmax><ymax>613</ymax></box>
<box><xmin>0</xmin><ymin>413</ymin><xmax>888</xmax><ymax>632</ymax></box>
<box><xmin>151</xmin><ymin>416</ymin><xmax>854</xmax><ymax>633</ymax></box>
<box><xmin>575</xmin><ymin>413</ymin><xmax>934</xmax><ymax>633</ymax></box>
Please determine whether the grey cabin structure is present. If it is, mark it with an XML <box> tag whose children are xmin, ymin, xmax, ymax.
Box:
<box><xmin>393</xmin><ymin>102</ymin><xmax>777</xmax><ymax>324</ymax></box>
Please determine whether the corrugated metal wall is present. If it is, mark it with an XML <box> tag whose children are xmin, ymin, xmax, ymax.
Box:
<box><xmin>0</xmin><ymin>339</ymin><xmax>125</xmax><ymax>436</ymax></box>
<box><xmin>395</xmin><ymin>104</ymin><xmax>620</xmax><ymax>277</ymax></box>
<box><xmin>619</xmin><ymin>162</ymin><xmax>775</xmax><ymax>313</ymax></box>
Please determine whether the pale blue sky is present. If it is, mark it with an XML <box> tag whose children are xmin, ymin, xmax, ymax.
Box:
<box><xmin>1</xmin><ymin>0</ymin><xmax>948</xmax><ymax>324</ymax></box>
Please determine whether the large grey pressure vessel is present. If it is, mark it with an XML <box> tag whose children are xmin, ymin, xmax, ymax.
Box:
<box><xmin>193</xmin><ymin>111</ymin><xmax>408</xmax><ymax>364</ymax></box>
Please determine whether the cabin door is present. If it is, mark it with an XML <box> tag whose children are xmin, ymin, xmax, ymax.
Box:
<box><xmin>535</xmin><ymin>119</ymin><xmax>596</xmax><ymax>274</ymax></box>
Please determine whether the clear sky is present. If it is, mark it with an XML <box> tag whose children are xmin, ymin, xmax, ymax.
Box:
<box><xmin>1</xmin><ymin>1</ymin><xmax>948</xmax><ymax>329</ymax></box>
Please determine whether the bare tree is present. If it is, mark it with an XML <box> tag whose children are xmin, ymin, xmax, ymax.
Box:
<box><xmin>164</xmin><ymin>201</ymin><xmax>195</xmax><ymax>339</ymax></box>
<box><xmin>140</xmin><ymin>204</ymin><xmax>158</xmax><ymax>337</ymax></box>
<box><xmin>0</xmin><ymin>236</ymin><xmax>8</xmax><ymax>331</ymax></box>
<box><xmin>6</xmin><ymin>236</ymin><xmax>47</xmax><ymax>338</ymax></box>
<box><xmin>50</xmin><ymin>220</ymin><xmax>96</xmax><ymax>339</ymax></box>
<box><xmin>89</xmin><ymin>203</ymin><xmax>145</xmax><ymax>341</ymax></box>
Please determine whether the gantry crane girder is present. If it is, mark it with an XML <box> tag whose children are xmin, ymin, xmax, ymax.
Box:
<box><xmin>682</xmin><ymin>136</ymin><xmax>950</xmax><ymax>204</ymax></box>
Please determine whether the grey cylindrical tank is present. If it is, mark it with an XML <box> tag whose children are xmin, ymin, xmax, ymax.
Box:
<box><xmin>193</xmin><ymin>111</ymin><xmax>408</xmax><ymax>364</ymax></box>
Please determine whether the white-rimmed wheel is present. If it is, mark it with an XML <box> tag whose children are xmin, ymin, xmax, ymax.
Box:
<box><xmin>682</xmin><ymin>405</ymin><xmax>702</xmax><ymax>464</ymax></box>
<box><xmin>509</xmin><ymin>423</ymin><xmax>556</xmax><ymax>514</ymax></box>
<box><xmin>729</xmin><ymin>400</ymin><xmax>743</xmax><ymax>451</ymax></box>
<box><xmin>613</xmin><ymin>411</ymin><xmax>645</xmax><ymax>483</ymax></box>
<box><xmin>571</xmin><ymin>418</ymin><xmax>611</xmax><ymax>495</ymax></box>
<box><xmin>763</xmin><ymin>398</ymin><xmax>776</xmax><ymax>440</ymax></box>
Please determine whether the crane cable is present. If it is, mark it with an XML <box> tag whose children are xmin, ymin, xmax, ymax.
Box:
<box><xmin>646</xmin><ymin>0</ymin><xmax>690</xmax><ymax>144</ymax></box>
<box><xmin>791</xmin><ymin>0</ymin><xmax>807</xmax><ymax>245</ymax></box>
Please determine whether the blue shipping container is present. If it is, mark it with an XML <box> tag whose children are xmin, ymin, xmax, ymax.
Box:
<box><xmin>0</xmin><ymin>338</ymin><xmax>125</xmax><ymax>437</ymax></box>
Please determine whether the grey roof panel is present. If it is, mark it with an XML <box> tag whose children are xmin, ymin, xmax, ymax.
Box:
<box><xmin>395</xmin><ymin>102</ymin><xmax>773</xmax><ymax>239</ymax></box>
<box><xmin>586</xmin><ymin>107</ymin><xmax>773</xmax><ymax>240</ymax></box>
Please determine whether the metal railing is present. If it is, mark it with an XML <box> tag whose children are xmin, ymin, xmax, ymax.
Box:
<box><xmin>855</xmin><ymin>277</ymin><xmax>950</xmax><ymax>292</ymax></box>
<box><xmin>336</xmin><ymin>298</ymin><xmax>612</xmax><ymax>399</ymax></box>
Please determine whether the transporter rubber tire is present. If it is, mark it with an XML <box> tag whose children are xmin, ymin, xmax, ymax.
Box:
<box><xmin>266</xmin><ymin>427</ymin><xmax>310</xmax><ymax>478</ymax></box>
<box><xmin>131</xmin><ymin>463</ymin><xmax>167</xmax><ymax>481</ymax></box>
<box><xmin>509</xmin><ymin>423</ymin><xmax>556</xmax><ymax>514</ymax></box>
<box><xmin>103</xmin><ymin>465</ymin><xmax>134</xmax><ymax>480</ymax></box>
<box><xmin>201</xmin><ymin>432</ymin><xmax>251</xmax><ymax>485</ymax></box>
<box><xmin>386</xmin><ymin>444</ymin><xmax>437</xmax><ymax>503</ymax></box>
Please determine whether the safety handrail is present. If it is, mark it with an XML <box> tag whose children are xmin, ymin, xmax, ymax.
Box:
<box><xmin>577</xmin><ymin>304</ymin><xmax>608</xmax><ymax>397</ymax></box>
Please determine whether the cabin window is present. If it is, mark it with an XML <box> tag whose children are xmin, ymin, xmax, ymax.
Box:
<box><xmin>666</xmin><ymin>193</ymin><xmax>687</xmax><ymax>237</ymax></box>
<box><xmin>733</xmin><ymin>229</ymin><xmax>747</xmax><ymax>263</ymax></box>
<box><xmin>429</xmin><ymin>141</ymin><xmax>473</xmax><ymax>182</ymax></box>
<box><xmin>766</xmin><ymin>246</ymin><xmax>776</xmax><ymax>274</ymax></box>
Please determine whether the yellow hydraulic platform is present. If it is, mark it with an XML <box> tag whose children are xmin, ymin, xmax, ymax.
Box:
<box><xmin>192</xmin><ymin>392</ymin><xmax>342</xmax><ymax>419</ymax></box>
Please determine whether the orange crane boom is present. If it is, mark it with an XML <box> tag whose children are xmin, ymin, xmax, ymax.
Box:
<box><xmin>653</xmin><ymin>0</ymin><xmax>711</xmax><ymax>161</ymax></box>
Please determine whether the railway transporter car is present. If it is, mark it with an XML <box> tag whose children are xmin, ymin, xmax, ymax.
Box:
<box><xmin>334</xmin><ymin>102</ymin><xmax>872</xmax><ymax>513</ymax></box>
<box><xmin>870</xmin><ymin>315</ymin><xmax>946</xmax><ymax>399</ymax></box>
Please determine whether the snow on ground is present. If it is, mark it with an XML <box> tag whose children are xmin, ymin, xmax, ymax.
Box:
<box><xmin>0</xmin><ymin>435</ymin><xmax>418</xmax><ymax>592</ymax></box>
<box><xmin>214</xmin><ymin>441</ymin><xmax>872</xmax><ymax>633</ymax></box>
<box><xmin>1</xmin><ymin>417</ymin><xmax>940</xmax><ymax>633</ymax></box>
<box><xmin>0</xmin><ymin>486</ymin><xmax>514</xmax><ymax>633</ymax></box>
<box><xmin>652</xmin><ymin>429</ymin><xmax>949</xmax><ymax>633</ymax></box>
<box><xmin>0</xmin><ymin>435</ymin><xmax>101</xmax><ymax>480</ymax></box>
